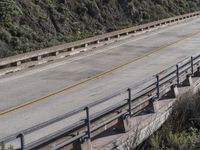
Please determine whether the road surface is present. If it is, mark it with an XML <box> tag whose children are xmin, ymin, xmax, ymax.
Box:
<box><xmin>1</xmin><ymin>17</ymin><xmax>200</xmax><ymax>147</ymax></box>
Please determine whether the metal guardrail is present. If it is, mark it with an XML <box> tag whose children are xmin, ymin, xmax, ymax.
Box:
<box><xmin>0</xmin><ymin>11</ymin><xmax>200</xmax><ymax>69</ymax></box>
<box><xmin>1</xmin><ymin>52</ymin><xmax>200</xmax><ymax>150</ymax></box>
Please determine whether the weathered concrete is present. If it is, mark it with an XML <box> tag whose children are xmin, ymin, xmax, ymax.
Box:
<box><xmin>169</xmin><ymin>85</ymin><xmax>179</xmax><ymax>98</ymax></box>
<box><xmin>1</xmin><ymin>15</ymin><xmax>200</xmax><ymax>149</ymax></box>
<box><xmin>0</xmin><ymin>12</ymin><xmax>199</xmax><ymax>68</ymax></box>
<box><xmin>74</xmin><ymin>139</ymin><xmax>93</xmax><ymax>150</ymax></box>
<box><xmin>116</xmin><ymin>116</ymin><xmax>131</xmax><ymax>133</ymax></box>
<box><xmin>92</xmin><ymin>99</ymin><xmax>174</xmax><ymax>150</ymax></box>
<box><xmin>92</xmin><ymin>77</ymin><xmax>200</xmax><ymax>150</ymax></box>
<box><xmin>182</xmin><ymin>75</ymin><xmax>193</xmax><ymax>86</ymax></box>
<box><xmin>11</xmin><ymin>61</ymin><xmax>21</xmax><ymax>67</ymax></box>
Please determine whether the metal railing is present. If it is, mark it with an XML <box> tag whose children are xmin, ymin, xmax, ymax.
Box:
<box><xmin>1</xmin><ymin>52</ymin><xmax>200</xmax><ymax>150</ymax></box>
<box><xmin>0</xmin><ymin>11</ymin><xmax>200</xmax><ymax>70</ymax></box>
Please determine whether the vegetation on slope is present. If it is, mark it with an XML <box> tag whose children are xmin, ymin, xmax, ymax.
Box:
<box><xmin>0</xmin><ymin>0</ymin><xmax>200</xmax><ymax>58</ymax></box>
<box><xmin>138</xmin><ymin>92</ymin><xmax>200</xmax><ymax>150</ymax></box>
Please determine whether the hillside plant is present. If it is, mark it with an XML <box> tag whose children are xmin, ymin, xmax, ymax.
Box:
<box><xmin>139</xmin><ymin>92</ymin><xmax>200</xmax><ymax>150</ymax></box>
<box><xmin>0</xmin><ymin>0</ymin><xmax>200</xmax><ymax>58</ymax></box>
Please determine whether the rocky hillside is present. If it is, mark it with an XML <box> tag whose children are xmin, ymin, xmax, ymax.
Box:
<box><xmin>0</xmin><ymin>0</ymin><xmax>200</xmax><ymax>58</ymax></box>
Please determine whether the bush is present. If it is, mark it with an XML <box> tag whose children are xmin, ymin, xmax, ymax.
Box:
<box><xmin>0</xmin><ymin>28</ymin><xmax>11</xmax><ymax>42</ymax></box>
<box><xmin>0</xmin><ymin>0</ymin><xmax>22</xmax><ymax>26</ymax></box>
<box><xmin>86</xmin><ymin>1</ymin><xmax>100</xmax><ymax>18</ymax></box>
<box><xmin>0</xmin><ymin>143</ymin><xmax>14</xmax><ymax>150</ymax></box>
<box><xmin>1</xmin><ymin>0</ymin><xmax>200</xmax><ymax>58</ymax></box>
<box><xmin>76</xmin><ymin>5</ymin><xmax>88</xmax><ymax>16</ymax></box>
<box><xmin>117</xmin><ymin>21</ymin><xmax>133</xmax><ymax>30</ymax></box>
<box><xmin>145</xmin><ymin>92</ymin><xmax>200</xmax><ymax>150</ymax></box>
<box><xmin>10</xmin><ymin>37</ymin><xmax>21</xmax><ymax>48</ymax></box>
<box><xmin>148</xmin><ymin>127</ymin><xmax>200</xmax><ymax>150</ymax></box>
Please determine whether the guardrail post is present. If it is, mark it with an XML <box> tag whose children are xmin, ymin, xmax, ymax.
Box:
<box><xmin>74</xmin><ymin>107</ymin><xmax>93</xmax><ymax>150</ymax></box>
<box><xmin>176</xmin><ymin>64</ymin><xmax>180</xmax><ymax>86</ymax></box>
<box><xmin>52</xmin><ymin>51</ymin><xmax>59</xmax><ymax>56</ymax></box>
<box><xmin>12</xmin><ymin>61</ymin><xmax>21</xmax><ymax>67</ymax></box>
<box><xmin>85</xmin><ymin>107</ymin><xmax>91</xmax><ymax>139</ymax></box>
<box><xmin>128</xmin><ymin>88</ymin><xmax>132</xmax><ymax>116</ymax></box>
<box><xmin>191</xmin><ymin>56</ymin><xmax>194</xmax><ymax>75</ymax></box>
<box><xmin>85</xmin><ymin>43</ymin><xmax>88</xmax><ymax>48</ymax></box>
<box><xmin>106</xmin><ymin>37</ymin><xmax>110</xmax><ymax>41</ymax></box>
<box><xmin>69</xmin><ymin>47</ymin><xmax>74</xmax><ymax>51</ymax></box>
<box><xmin>17</xmin><ymin>133</ymin><xmax>25</xmax><ymax>150</ymax></box>
<box><xmin>32</xmin><ymin>56</ymin><xmax>41</xmax><ymax>61</ymax></box>
<box><xmin>156</xmin><ymin>75</ymin><xmax>160</xmax><ymax>99</ymax></box>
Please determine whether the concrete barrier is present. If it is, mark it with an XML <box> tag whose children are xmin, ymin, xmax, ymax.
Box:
<box><xmin>0</xmin><ymin>11</ymin><xmax>199</xmax><ymax>75</ymax></box>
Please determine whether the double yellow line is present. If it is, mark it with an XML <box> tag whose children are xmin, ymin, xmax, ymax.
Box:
<box><xmin>0</xmin><ymin>30</ymin><xmax>200</xmax><ymax>116</ymax></box>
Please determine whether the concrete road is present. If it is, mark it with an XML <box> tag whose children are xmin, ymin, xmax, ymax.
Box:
<box><xmin>1</xmin><ymin>17</ymin><xmax>200</xmax><ymax>146</ymax></box>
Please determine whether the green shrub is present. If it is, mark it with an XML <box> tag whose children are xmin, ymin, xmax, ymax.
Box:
<box><xmin>1</xmin><ymin>0</ymin><xmax>200</xmax><ymax>58</ymax></box>
<box><xmin>0</xmin><ymin>143</ymin><xmax>14</xmax><ymax>150</ymax></box>
<box><xmin>117</xmin><ymin>21</ymin><xmax>133</xmax><ymax>30</ymax></box>
<box><xmin>10</xmin><ymin>37</ymin><xmax>21</xmax><ymax>48</ymax></box>
<box><xmin>86</xmin><ymin>0</ymin><xmax>100</xmax><ymax>18</ymax></box>
<box><xmin>148</xmin><ymin>127</ymin><xmax>200</xmax><ymax>150</ymax></box>
<box><xmin>0</xmin><ymin>0</ymin><xmax>22</xmax><ymax>26</ymax></box>
<box><xmin>0</xmin><ymin>28</ymin><xmax>11</xmax><ymax>42</ymax></box>
<box><xmin>146</xmin><ymin>92</ymin><xmax>200</xmax><ymax>150</ymax></box>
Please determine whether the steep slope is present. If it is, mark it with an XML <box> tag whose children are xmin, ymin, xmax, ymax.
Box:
<box><xmin>0</xmin><ymin>0</ymin><xmax>200</xmax><ymax>58</ymax></box>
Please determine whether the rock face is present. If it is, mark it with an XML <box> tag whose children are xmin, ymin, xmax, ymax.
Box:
<box><xmin>0</xmin><ymin>0</ymin><xmax>200</xmax><ymax>58</ymax></box>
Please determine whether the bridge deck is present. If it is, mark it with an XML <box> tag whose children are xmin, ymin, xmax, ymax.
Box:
<box><xmin>1</xmin><ymin>17</ymin><xmax>200</xmax><ymax>147</ymax></box>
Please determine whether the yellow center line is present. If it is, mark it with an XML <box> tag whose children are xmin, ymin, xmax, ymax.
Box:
<box><xmin>0</xmin><ymin>30</ymin><xmax>200</xmax><ymax>116</ymax></box>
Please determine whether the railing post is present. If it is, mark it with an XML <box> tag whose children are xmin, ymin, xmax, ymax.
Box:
<box><xmin>156</xmin><ymin>75</ymin><xmax>160</xmax><ymax>99</ymax></box>
<box><xmin>127</xmin><ymin>88</ymin><xmax>132</xmax><ymax>116</ymax></box>
<box><xmin>176</xmin><ymin>64</ymin><xmax>180</xmax><ymax>86</ymax></box>
<box><xmin>85</xmin><ymin>107</ymin><xmax>91</xmax><ymax>139</ymax></box>
<box><xmin>191</xmin><ymin>56</ymin><xmax>194</xmax><ymax>75</ymax></box>
<box><xmin>17</xmin><ymin>133</ymin><xmax>25</xmax><ymax>150</ymax></box>
<box><xmin>74</xmin><ymin>108</ymin><xmax>92</xmax><ymax>150</ymax></box>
